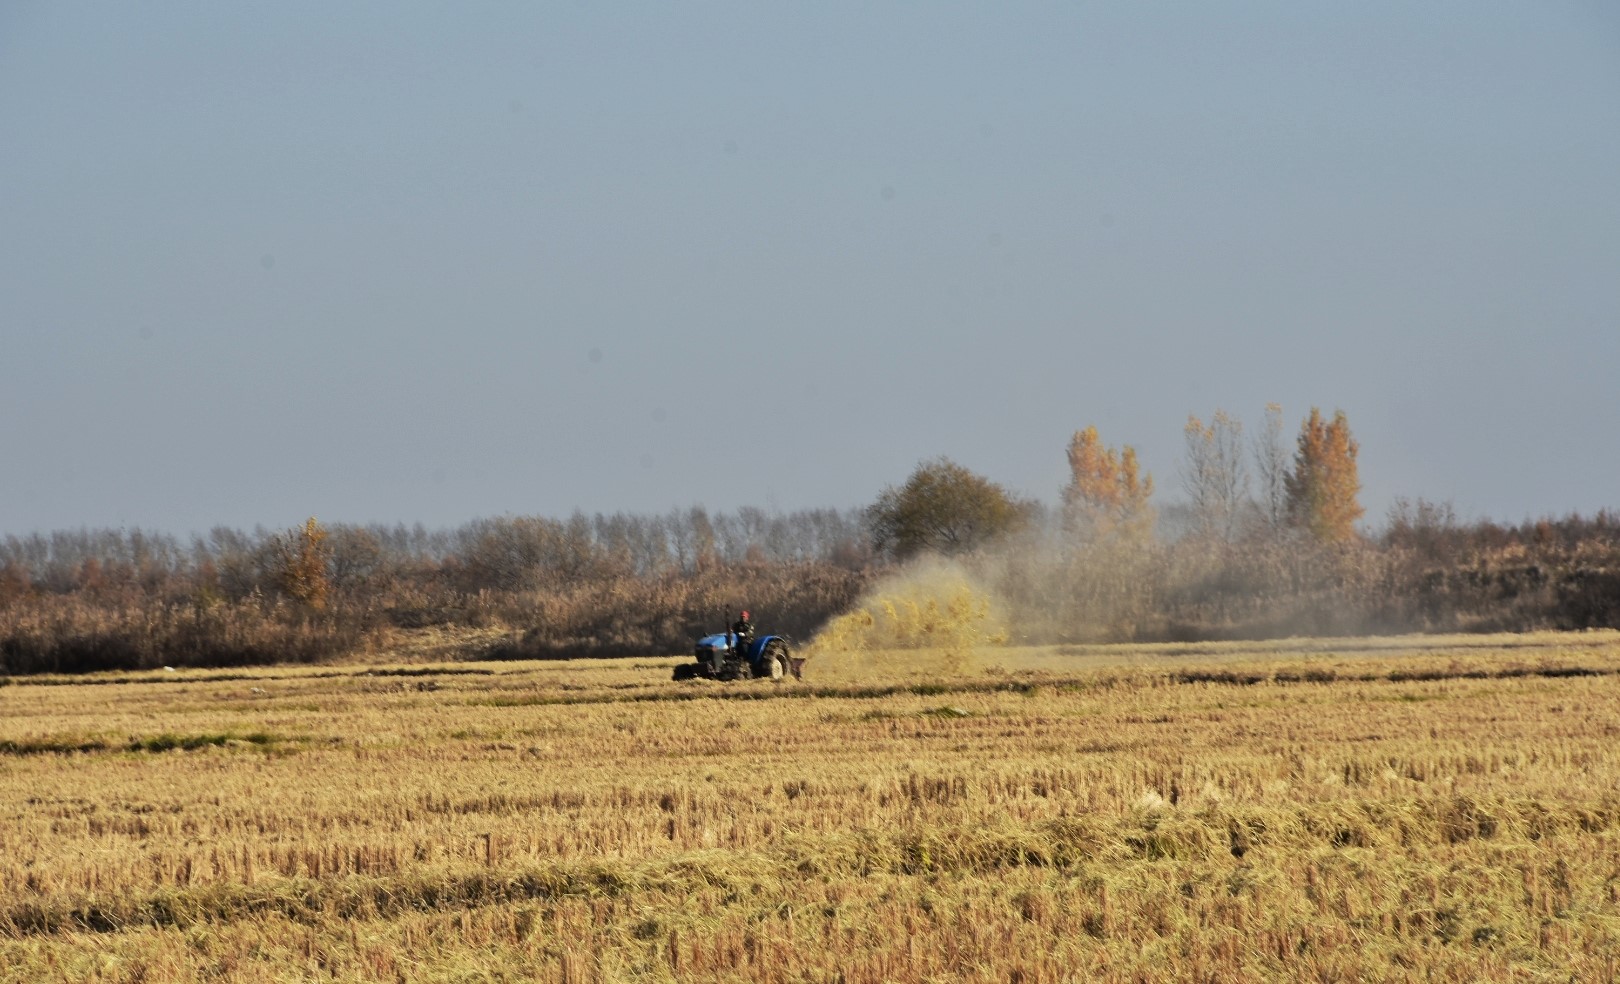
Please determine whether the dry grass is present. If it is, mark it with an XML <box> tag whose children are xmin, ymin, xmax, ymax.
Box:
<box><xmin>2</xmin><ymin>631</ymin><xmax>1619</xmax><ymax>981</ymax></box>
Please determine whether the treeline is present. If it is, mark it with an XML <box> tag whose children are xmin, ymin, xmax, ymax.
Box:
<box><xmin>4</xmin><ymin>405</ymin><xmax>1619</xmax><ymax>675</ymax></box>
<box><xmin>978</xmin><ymin>503</ymin><xmax>1620</xmax><ymax>644</ymax></box>
<box><xmin>0</xmin><ymin>506</ymin><xmax>871</xmax><ymax>591</ymax></box>
<box><xmin>864</xmin><ymin>406</ymin><xmax>1620</xmax><ymax>643</ymax></box>
<box><xmin>1370</xmin><ymin>502</ymin><xmax>1620</xmax><ymax>633</ymax></box>
<box><xmin>0</xmin><ymin>509</ymin><xmax>871</xmax><ymax>674</ymax></box>
<box><xmin>4</xmin><ymin>502</ymin><xmax>1617</xmax><ymax>677</ymax></box>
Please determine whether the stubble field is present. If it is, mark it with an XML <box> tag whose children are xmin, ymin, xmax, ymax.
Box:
<box><xmin>3</xmin><ymin>631</ymin><xmax>1619</xmax><ymax>982</ymax></box>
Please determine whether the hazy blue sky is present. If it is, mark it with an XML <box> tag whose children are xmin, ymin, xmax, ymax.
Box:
<box><xmin>4</xmin><ymin>3</ymin><xmax>1617</xmax><ymax>537</ymax></box>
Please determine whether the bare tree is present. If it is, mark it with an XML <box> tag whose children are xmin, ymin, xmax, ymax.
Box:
<box><xmin>1180</xmin><ymin>409</ymin><xmax>1248</xmax><ymax>542</ymax></box>
<box><xmin>1253</xmin><ymin>403</ymin><xmax>1290</xmax><ymax>534</ymax></box>
<box><xmin>327</xmin><ymin>524</ymin><xmax>385</xmax><ymax>592</ymax></box>
<box><xmin>1384</xmin><ymin>496</ymin><xmax>1460</xmax><ymax>566</ymax></box>
<box><xmin>686</xmin><ymin>506</ymin><xmax>718</xmax><ymax>570</ymax></box>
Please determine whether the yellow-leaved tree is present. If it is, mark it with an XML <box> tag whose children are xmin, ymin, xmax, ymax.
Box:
<box><xmin>1284</xmin><ymin>408</ymin><xmax>1363</xmax><ymax>543</ymax></box>
<box><xmin>1063</xmin><ymin>426</ymin><xmax>1154</xmax><ymax>542</ymax></box>
<box><xmin>276</xmin><ymin>517</ymin><xmax>332</xmax><ymax>611</ymax></box>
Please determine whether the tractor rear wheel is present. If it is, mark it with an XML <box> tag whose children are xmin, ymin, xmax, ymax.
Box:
<box><xmin>762</xmin><ymin>639</ymin><xmax>790</xmax><ymax>681</ymax></box>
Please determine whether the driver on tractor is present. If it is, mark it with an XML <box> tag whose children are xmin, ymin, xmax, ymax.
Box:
<box><xmin>731</xmin><ymin>610</ymin><xmax>754</xmax><ymax>659</ymax></box>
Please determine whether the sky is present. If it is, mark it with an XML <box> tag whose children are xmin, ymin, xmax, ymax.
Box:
<box><xmin>3</xmin><ymin>3</ymin><xmax>1618</xmax><ymax>538</ymax></box>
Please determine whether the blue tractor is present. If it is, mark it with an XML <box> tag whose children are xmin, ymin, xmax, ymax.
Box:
<box><xmin>673</xmin><ymin>624</ymin><xmax>799</xmax><ymax>681</ymax></box>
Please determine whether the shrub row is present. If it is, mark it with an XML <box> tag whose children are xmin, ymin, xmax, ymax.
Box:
<box><xmin>3</xmin><ymin>512</ymin><xmax>1619</xmax><ymax>673</ymax></box>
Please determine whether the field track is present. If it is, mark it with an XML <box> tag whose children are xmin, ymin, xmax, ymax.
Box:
<box><xmin>3</xmin><ymin>631</ymin><xmax>1619</xmax><ymax>982</ymax></box>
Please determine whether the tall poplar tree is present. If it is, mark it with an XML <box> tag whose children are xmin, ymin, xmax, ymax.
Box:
<box><xmin>1063</xmin><ymin>426</ymin><xmax>1154</xmax><ymax>542</ymax></box>
<box><xmin>1284</xmin><ymin>408</ymin><xmax>1363</xmax><ymax>543</ymax></box>
<box><xmin>1181</xmin><ymin>410</ymin><xmax>1248</xmax><ymax>542</ymax></box>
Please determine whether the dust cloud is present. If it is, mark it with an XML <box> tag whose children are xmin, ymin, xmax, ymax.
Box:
<box><xmin>798</xmin><ymin>558</ymin><xmax>1007</xmax><ymax>680</ymax></box>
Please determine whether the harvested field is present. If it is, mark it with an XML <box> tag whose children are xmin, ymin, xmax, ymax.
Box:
<box><xmin>2</xmin><ymin>631</ymin><xmax>1619</xmax><ymax>981</ymax></box>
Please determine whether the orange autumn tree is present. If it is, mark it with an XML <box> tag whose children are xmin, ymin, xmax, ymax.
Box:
<box><xmin>1284</xmin><ymin>408</ymin><xmax>1364</xmax><ymax>543</ymax></box>
<box><xmin>1063</xmin><ymin>426</ymin><xmax>1154</xmax><ymax>542</ymax></box>
<box><xmin>276</xmin><ymin>517</ymin><xmax>333</xmax><ymax>611</ymax></box>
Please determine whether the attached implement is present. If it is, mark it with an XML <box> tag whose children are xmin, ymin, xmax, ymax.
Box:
<box><xmin>673</xmin><ymin>627</ymin><xmax>802</xmax><ymax>681</ymax></box>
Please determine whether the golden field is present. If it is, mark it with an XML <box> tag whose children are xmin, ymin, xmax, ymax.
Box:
<box><xmin>2</xmin><ymin>631</ymin><xmax>1619</xmax><ymax>982</ymax></box>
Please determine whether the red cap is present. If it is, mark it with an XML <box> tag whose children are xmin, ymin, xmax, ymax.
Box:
<box><xmin>741</xmin><ymin>610</ymin><xmax>750</xmax><ymax>619</ymax></box>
